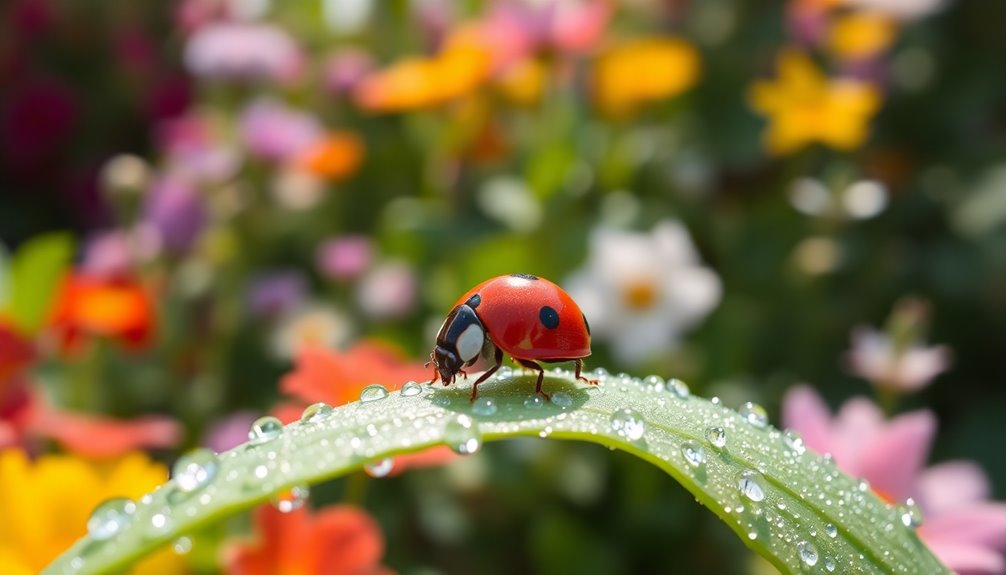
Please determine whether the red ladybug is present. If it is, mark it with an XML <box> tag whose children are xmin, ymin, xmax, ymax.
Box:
<box><xmin>427</xmin><ymin>273</ymin><xmax>594</xmax><ymax>400</ymax></box>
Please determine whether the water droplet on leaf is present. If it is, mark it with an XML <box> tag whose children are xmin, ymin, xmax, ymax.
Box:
<box><xmin>738</xmin><ymin>471</ymin><xmax>766</xmax><ymax>502</ymax></box>
<box><xmin>300</xmin><ymin>402</ymin><xmax>333</xmax><ymax>423</ymax></box>
<box><xmin>273</xmin><ymin>485</ymin><xmax>310</xmax><ymax>513</ymax></box>
<box><xmin>87</xmin><ymin>498</ymin><xmax>136</xmax><ymax>541</ymax></box>
<box><xmin>666</xmin><ymin>378</ymin><xmax>690</xmax><ymax>399</ymax></box>
<box><xmin>248</xmin><ymin>416</ymin><xmax>283</xmax><ymax>445</ymax></box>
<box><xmin>359</xmin><ymin>384</ymin><xmax>389</xmax><ymax>403</ymax></box>
<box><xmin>738</xmin><ymin>402</ymin><xmax>768</xmax><ymax>428</ymax></box>
<box><xmin>706</xmin><ymin>426</ymin><xmax>727</xmax><ymax>449</ymax></box>
<box><xmin>173</xmin><ymin>536</ymin><xmax>193</xmax><ymax>555</ymax></box>
<box><xmin>472</xmin><ymin>397</ymin><xmax>497</xmax><ymax>416</ymax></box>
<box><xmin>825</xmin><ymin>523</ymin><xmax>837</xmax><ymax>538</ymax></box>
<box><xmin>524</xmin><ymin>395</ymin><xmax>544</xmax><ymax>410</ymax></box>
<box><xmin>609</xmin><ymin>408</ymin><xmax>646</xmax><ymax>441</ymax></box>
<box><xmin>401</xmin><ymin>381</ymin><xmax>423</xmax><ymax>397</ymax></box>
<box><xmin>364</xmin><ymin>458</ymin><xmax>394</xmax><ymax>477</ymax></box>
<box><xmin>550</xmin><ymin>392</ymin><xmax>573</xmax><ymax>408</ymax></box>
<box><xmin>643</xmin><ymin>374</ymin><xmax>665</xmax><ymax>391</ymax></box>
<box><xmin>148</xmin><ymin>507</ymin><xmax>173</xmax><ymax>537</ymax></box>
<box><xmin>444</xmin><ymin>414</ymin><xmax>482</xmax><ymax>455</ymax></box>
<box><xmin>681</xmin><ymin>441</ymin><xmax>706</xmax><ymax>468</ymax></box>
<box><xmin>797</xmin><ymin>540</ymin><xmax>819</xmax><ymax>566</ymax></box>
<box><xmin>783</xmin><ymin>430</ymin><xmax>806</xmax><ymax>455</ymax></box>
<box><xmin>898</xmin><ymin>498</ymin><xmax>924</xmax><ymax>528</ymax></box>
<box><xmin>173</xmin><ymin>448</ymin><xmax>219</xmax><ymax>493</ymax></box>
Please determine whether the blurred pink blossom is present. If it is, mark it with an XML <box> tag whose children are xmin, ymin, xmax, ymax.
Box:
<box><xmin>846</xmin><ymin>327</ymin><xmax>951</xmax><ymax>392</ymax></box>
<box><xmin>202</xmin><ymin>410</ymin><xmax>259</xmax><ymax>452</ymax></box>
<box><xmin>143</xmin><ymin>176</ymin><xmax>206</xmax><ymax>253</ymax></box>
<box><xmin>323</xmin><ymin>49</ymin><xmax>376</xmax><ymax>95</ymax></box>
<box><xmin>81</xmin><ymin>226</ymin><xmax>161</xmax><ymax>278</ymax></box>
<box><xmin>316</xmin><ymin>235</ymin><xmax>373</xmax><ymax>281</ymax></box>
<box><xmin>183</xmin><ymin>22</ymin><xmax>304</xmax><ymax>83</ymax></box>
<box><xmin>157</xmin><ymin>112</ymin><xmax>240</xmax><ymax>182</ymax></box>
<box><xmin>239</xmin><ymin>98</ymin><xmax>322</xmax><ymax>161</ymax></box>
<box><xmin>356</xmin><ymin>261</ymin><xmax>417</xmax><ymax>320</ymax></box>
<box><xmin>247</xmin><ymin>271</ymin><xmax>307</xmax><ymax>318</ymax></box>
<box><xmin>784</xmin><ymin>386</ymin><xmax>1006</xmax><ymax>575</ymax></box>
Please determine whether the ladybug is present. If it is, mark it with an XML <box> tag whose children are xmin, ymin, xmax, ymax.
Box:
<box><xmin>427</xmin><ymin>273</ymin><xmax>594</xmax><ymax>401</ymax></box>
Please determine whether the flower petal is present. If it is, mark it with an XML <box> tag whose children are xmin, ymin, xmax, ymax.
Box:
<box><xmin>922</xmin><ymin>504</ymin><xmax>1006</xmax><ymax>550</ymax></box>
<box><xmin>28</xmin><ymin>408</ymin><xmax>181</xmax><ymax>459</ymax></box>
<box><xmin>856</xmin><ymin>409</ymin><xmax>935</xmax><ymax>502</ymax></box>
<box><xmin>924</xmin><ymin>538</ymin><xmax>1005</xmax><ymax>575</ymax></box>
<box><xmin>781</xmin><ymin>386</ymin><xmax>835</xmax><ymax>459</ymax></box>
<box><xmin>919</xmin><ymin>461</ymin><xmax>991</xmax><ymax>514</ymax></box>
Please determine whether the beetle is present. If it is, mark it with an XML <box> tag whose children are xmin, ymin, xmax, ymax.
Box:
<box><xmin>427</xmin><ymin>273</ymin><xmax>595</xmax><ymax>401</ymax></box>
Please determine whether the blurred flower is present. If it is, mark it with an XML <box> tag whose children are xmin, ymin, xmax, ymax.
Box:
<box><xmin>99</xmin><ymin>154</ymin><xmax>151</xmax><ymax>196</ymax></box>
<box><xmin>592</xmin><ymin>37</ymin><xmax>700</xmax><ymax>118</ymax></box>
<box><xmin>316</xmin><ymin>235</ymin><xmax>373</xmax><ymax>281</ymax></box>
<box><xmin>247</xmin><ymin>271</ymin><xmax>307</xmax><ymax>318</ymax></box>
<box><xmin>291</xmin><ymin>132</ymin><xmax>365</xmax><ymax>181</ymax></box>
<box><xmin>356</xmin><ymin>261</ymin><xmax>417</xmax><ymax>320</ymax></box>
<box><xmin>224</xmin><ymin>504</ymin><xmax>391</xmax><ymax>575</ymax></box>
<box><xmin>827</xmin><ymin>11</ymin><xmax>897</xmax><ymax>61</ymax></box>
<box><xmin>495</xmin><ymin>58</ymin><xmax>547</xmax><ymax>106</ymax></box>
<box><xmin>50</xmin><ymin>272</ymin><xmax>156</xmax><ymax>352</ymax></box>
<box><xmin>322</xmin><ymin>0</ymin><xmax>375</xmax><ymax>34</ymax></box>
<box><xmin>144</xmin><ymin>176</ymin><xmax>206</xmax><ymax>253</ymax></box>
<box><xmin>81</xmin><ymin>227</ymin><xmax>161</xmax><ymax>279</ymax></box>
<box><xmin>845</xmin><ymin>0</ymin><xmax>944</xmax><ymax>21</ymax></box>
<box><xmin>783</xmin><ymin>386</ymin><xmax>1006</xmax><ymax>575</ymax></box>
<box><xmin>270</xmin><ymin>304</ymin><xmax>352</xmax><ymax>360</ymax></box>
<box><xmin>846</xmin><ymin>327</ymin><xmax>951</xmax><ymax>392</ymax></box>
<box><xmin>25</xmin><ymin>408</ymin><xmax>181</xmax><ymax>459</ymax></box>
<box><xmin>323</xmin><ymin>49</ymin><xmax>375</xmax><ymax>95</ymax></box>
<box><xmin>270</xmin><ymin>168</ymin><xmax>325</xmax><ymax>211</ymax></box>
<box><xmin>566</xmin><ymin>221</ymin><xmax>722</xmax><ymax>364</ymax></box>
<box><xmin>239</xmin><ymin>98</ymin><xmax>322</xmax><ymax>162</ymax></box>
<box><xmin>0</xmin><ymin>449</ymin><xmax>186</xmax><ymax>574</ymax></box>
<box><xmin>0</xmin><ymin>322</ymin><xmax>33</xmax><ymax>387</ymax></box>
<box><xmin>184</xmin><ymin>22</ymin><xmax>303</xmax><ymax>83</ymax></box>
<box><xmin>157</xmin><ymin>112</ymin><xmax>240</xmax><ymax>183</ymax></box>
<box><xmin>748</xmin><ymin>50</ymin><xmax>881</xmax><ymax>155</ymax></box>
<box><xmin>203</xmin><ymin>410</ymin><xmax>260</xmax><ymax>452</ymax></box>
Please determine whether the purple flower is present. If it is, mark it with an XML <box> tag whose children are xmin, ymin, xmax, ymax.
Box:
<box><xmin>183</xmin><ymin>22</ymin><xmax>304</xmax><ymax>83</ymax></box>
<box><xmin>81</xmin><ymin>227</ymin><xmax>160</xmax><ymax>277</ymax></box>
<box><xmin>238</xmin><ymin>98</ymin><xmax>322</xmax><ymax>162</ymax></box>
<box><xmin>783</xmin><ymin>386</ymin><xmax>1006</xmax><ymax>574</ymax></box>
<box><xmin>157</xmin><ymin>112</ymin><xmax>240</xmax><ymax>183</ymax></box>
<box><xmin>323</xmin><ymin>49</ymin><xmax>375</xmax><ymax>95</ymax></box>
<box><xmin>143</xmin><ymin>176</ymin><xmax>206</xmax><ymax>253</ymax></box>
<box><xmin>315</xmin><ymin>235</ymin><xmax>373</xmax><ymax>281</ymax></box>
<box><xmin>247</xmin><ymin>272</ymin><xmax>307</xmax><ymax>318</ymax></box>
<box><xmin>202</xmin><ymin>410</ymin><xmax>260</xmax><ymax>453</ymax></box>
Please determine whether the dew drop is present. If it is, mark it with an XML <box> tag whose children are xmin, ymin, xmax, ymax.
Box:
<box><xmin>858</xmin><ymin>479</ymin><xmax>871</xmax><ymax>492</ymax></box>
<box><xmin>524</xmin><ymin>395</ymin><xmax>545</xmax><ymax>410</ymax></box>
<box><xmin>148</xmin><ymin>507</ymin><xmax>173</xmax><ymax>537</ymax></box>
<box><xmin>172</xmin><ymin>448</ymin><xmax>219</xmax><ymax>493</ymax></box>
<box><xmin>359</xmin><ymin>384</ymin><xmax>389</xmax><ymax>403</ymax></box>
<box><xmin>681</xmin><ymin>441</ymin><xmax>706</xmax><ymax>468</ymax></box>
<box><xmin>825</xmin><ymin>558</ymin><xmax>836</xmax><ymax>572</ymax></box>
<box><xmin>401</xmin><ymin>381</ymin><xmax>423</xmax><ymax>397</ymax></box>
<box><xmin>738</xmin><ymin>402</ymin><xmax>769</xmax><ymax>428</ymax></box>
<box><xmin>444</xmin><ymin>414</ymin><xmax>482</xmax><ymax>455</ymax></box>
<box><xmin>550</xmin><ymin>391</ymin><xmax>573</xmax><ymax>408</ymax></box>
<box><xmin>705</xmin><ymin>426</ymin><xmax>727</xmax><ymax>449</ymax></box>
<box><xmin>172</xmin><ymin>536</ymin><xmax>193</xmax><ymax>555</ymax></box>
<box><xmin>747</xmin><ymin>530</ymin><xmax>758</xmax><ymax>540</ymax></box>
<box><xmin>898</xmin><ymin>498</ymin><xmax>924</xmax><ymax>528</ymax></box>
<box><xmin>782</xmin><ymin>430</ymin><xmax>806</xmax><ymax>455</ymax></box>
<box><xmin>825</xmin><ymin>523</ymin><xmax>837</xmax><ymax>538</ymax></box>
<box><xmin>738</xmin><ymin>471</ymin><xmax>766</xmax><ymax>502</ymax></box>
<box><xmin>248</xmin><ymin>416</ymin><xmax>283</xmax><ymax>446</ymax></box>
<box><xmin>797</xmin><ymin>540</ymin><xmax>819</xmax><ymax>566</ymax></box>
<box><xmin>273</xmin><ymin>485</ymin><xmax>310</xmax><ymax>513</ymax></box>
<box><xmin>300</xmin><ymin>402</ymin><xmax>333</xmax><ymax>423</ymax></box>
<box><xmin>643</xmin><ymin>374</ymin><xmax>665</xmax><ymax>392</ymax></box>
<box><xmin>472</xmin><ymin>397</ymin><xmax>498</xmax><ymax>416</ymax></box>
<box><xmin>609</xmin><ymin>408</ymin><xmax>646</xmax><ymax>441</ymax></box>
<box><xmin>87</xmin><ymin>497</ymin><xmax>136</xmax><ymax>541</ymax></box>
<box><xmin>364</xmin><ymin>458</ymin><xmax>394</xmax><ymax>477</ymax></box>
<box><xmin>666</xmin><ymin>378</ymin><xmax>690</xmax><ymax>399</ymax></box>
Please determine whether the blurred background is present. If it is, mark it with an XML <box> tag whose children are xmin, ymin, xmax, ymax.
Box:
<box><xmin>2</xmin><ymin>0</ymin><xmax>1005</xmax><ymax>573</ymax></box>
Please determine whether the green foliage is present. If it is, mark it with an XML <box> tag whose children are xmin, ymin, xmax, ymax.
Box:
<box><xmin>44</xmin><ymin>371</ymin><xmax>947</xmax><ymax>575</ymax></box>
<box><xmin>3</xmin><ymin>233</ymin><xmax>73</xmax><ymax>334</ymax></box>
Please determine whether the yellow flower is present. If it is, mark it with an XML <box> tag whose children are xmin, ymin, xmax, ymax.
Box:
<box><xmin>748</xmin><ymin>50</ymin><xmax>881</xmax><ymax>155</ymax></box>
<box><xmin>592</xmin><ymin>37</ymin><xmax>700</xmax><ymax>118</ymax></box>
<box><xmin>828</xmin><ymin>11</ymin><xmax>897</xmax><ymax>61</ymax></box>
<box><xmin>0</xmin><ymin>449</ymin><xmax>187</xmax><ymax>574</ymax></box>
<box><xmin>496</xmin><ymin>58</ymin><xmax>547</xmax><ymax>107</ymax></box>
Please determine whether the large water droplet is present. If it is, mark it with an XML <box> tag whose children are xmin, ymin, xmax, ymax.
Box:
<box><xmin>782</xmin><ymin>430</ymin><xmax>806</xmax><ymax>455</ymax></box>
<box><xmin>797</xmin><ymin>540</ymin><xmax>819</xmax><ymax>566</ymax></box>
<box><xmin>472</xmin><ymin>397</ymin><xmax>497</xmax><ymax>416</ymax></box>
<box><xmin>825</xmin><ymin>523</ymin><xmax>837</xmax><ymax>538</ymax></box>
<box><xmin>273</xmin><ymin>485</ymin><xmax>310</xmax><ymax>513</ymax></box>
<box><xmin>738</xmin><ymin>471</ymin><xmax>766</xmax><ymax>502</ymax></box>
<box><xmin>359</xmin><ymin>384</ymin><xmax>389</xmax><ymax>403</ymax></box>
<box><xmin>609</xmin><ymin>408</ymin><xmax>646</xmax><ymax>441</ymax></box>
<box><xmin>550</xmin><ymin>392</ymin><xmax>573</xmax><ymax>408</ymax></box>
<box><xmin>248</xmin><ymin>416</ymin><xmax>283</xmax><ymax>445</ymax></box>
<box><xmin>705</xmin><ymin>426</ymin><xmax>727</xmax><ymax>449</ymax></box>
<box><xmin>364</xmin><ymin>458</ymin><xmax>394</xmax><ymax>477</ymax></box>
<box><xmin>172</xmin><ymin>536</ymin><xmax>193</xmax><ymax>555</ymax></box>
<box><xmin>666</xmin><ymin>378</ymin><xmax>690</xmax><ymax>399</ymax></box>
<box><xmin>401</xmin><ymin>381</ymin><xmax>423</xmax><ymax>397</ymax></box>
<box><xmin>148</xmin><ymin>507</ymin><xmax>173</xmax><ymax>537</ymax></box>
<box><xmin>87</xmin><ymin>497</ymin><xmax>136</xmax><ymax>541</ymax></box>
<box><xmin>681</xmin><ymin>441</ymin><xmax>706</xmax><ymax>468</ymax></box>
<box><xmin>173</xmin><ymin>448</ymin><xmax>219</xmax><ymax>493</ymax></box>
<box><xmin>300</xmin><ymin>402</ymin><xmax>333</xmax><ymax>424</ymax></box>
<box><xmin>738</xmin><ymin>402</ymin><xmax>768</xmax><ymax>428</ymax></box>
<box><xmin>523</xmin><ymin>395</ymin><xmax>544</xmax><ymax>410</ymax></box>
<box><xmin>444</xmin><ymin>414</ymin><xmax>482</xmax><ymax>455</ymax></box>
<box><xmin>898</xmin><ymin>497</ymin><xmax>924</xmax><ymax>528</ymax></box>
<box><xmin>643</xmin><ymin>375</ymin><xmax>665</xmax><ymax>392</ymax></box>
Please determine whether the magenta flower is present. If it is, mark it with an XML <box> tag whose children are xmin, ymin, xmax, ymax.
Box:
<box><xmin>783</xmin><ymin>386</ymin><xmax>1006</xmax><ymax>574</ymax></box>
<box><xmin>315</xmin><ymin>235</ymin><xmax>373</xmax><ymax>281</ymax></box>
<box><xmin>183</xmin><ymin>22</ymin><xmax>304</xmax><ymax>83</ymax></box>
<box><xmin>238</xmin><ymin>98</ymin><xmax>322</xmax><ymax>162</ymax></box>
<box><xmin>143</xmin><ymin>176</ymin><xmax>206</xmax><ymax>253</ymax></box>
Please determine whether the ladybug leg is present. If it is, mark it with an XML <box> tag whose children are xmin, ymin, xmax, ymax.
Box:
<box><xmin>469</xmin><ymin>347</ymin><xmax>503</xmax><ymax>402</ymax></box>
<box><xmin>517</xmin><ymin>359</ymin><xmax>549</xmax><ymax>400</ymax></box>
<box><xmin>425</xmin><ymin>354</ymin><xmax>439</xmax><ymax>385</ymax></box>
<box><xmin>574</xmin><ymin>358</ymin><xmax>598</xmax><ymax>385</ymax></box>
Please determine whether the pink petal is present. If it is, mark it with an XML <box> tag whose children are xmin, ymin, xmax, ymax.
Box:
<box><xmin>781</xmin><ymin>385</ymin><xmax>835</xmax><ymax>457</ymax></box>
<box><xmin>856</xmin><ymin>409</ymin><xmax>935</xmax><ymax>503</ymax></box>
<box><xmin>922</xmin><ymin>505</ymin><xmax>1006</xmax><ymax>550</ymax></box>
<box><xmin>28</xmin><ymin>408</ymin><xmax>181</xmax><ymax>459</ymax></box>
<box><xmin>919</xmin><ymin>461</ymin><xmax>991</xmax><ymax>514</ymax></box>
<box><xmin>831</xmin><ymin>397</ymin><xmax>886</xmax><ymax>475</ymax></box>
<box><xmin>924</xmin><ymin>539</ymin><xmax>1006</xmax><ymax>575</ymax></box>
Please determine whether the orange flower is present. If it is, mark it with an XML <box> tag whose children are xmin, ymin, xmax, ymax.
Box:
<box><xmin>50</xmin><ymin>273</ymin><xmax>155</xmax><ymax>351</ymax></box>
<box><xmin>292</xmin><ymin>132</ymin><xmax>365</xmax><ymax>181</ymax></box>
<box><xmin>592</xmin><ymin>37</ymin><xmax>700</xmax><ymax>118</ymax></box>
<box><xmin>225</xmin><ymin>504</ymin><xmax>392</xmax><ymax>575</ymax></box>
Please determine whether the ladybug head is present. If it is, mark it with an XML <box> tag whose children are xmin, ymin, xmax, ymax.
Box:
<box><xmin>431</xmin><ymin>302</ymin><xmax>486</xmax><ymax>384</ymax></box>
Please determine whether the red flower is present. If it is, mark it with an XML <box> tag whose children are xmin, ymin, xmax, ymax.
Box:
<box><xmin>225</xmin><ymin>504</ymin><xmax>393</xmax><ymax>575</ymax></box>
<box><xmin>49</xmin><ymin>272</ymin><xmax>155</xmax><ymax>351</ymax></box>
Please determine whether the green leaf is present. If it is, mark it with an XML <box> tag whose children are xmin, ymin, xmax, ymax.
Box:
<box><xmin>4</xmin><ymin>233</ymin><xmax>74</xmax><ymax>334</ymax></box>
<box><xmin>43</xmin><ymin>371</ymin><xmax>948</xmax><ymax>575</ymax></box>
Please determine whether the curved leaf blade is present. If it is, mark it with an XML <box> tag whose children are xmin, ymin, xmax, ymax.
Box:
<box><xmin>43</xmin><ymin>371</ymin><xmax>948</xmax><ymax>575</ymax></box>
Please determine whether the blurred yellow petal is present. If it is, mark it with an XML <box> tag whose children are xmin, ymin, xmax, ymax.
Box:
<box><xmin>828</xmin><ymin>11</ymin><xmax>897</xmax><ymax>61</ymax></box>
<box><xmin>593</xmin><ymin>37</ymin><xmax>700</xmax><ymax>118</ymax></box>
<box><xmin>496</xmin><ymin>59</ymin><xmax>547</xmax><ymax>106</ymax></box>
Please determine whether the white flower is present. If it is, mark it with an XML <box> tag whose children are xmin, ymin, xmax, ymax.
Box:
<box><xmin>565</xmin><ymin>220</ymin><xmax>721</xmax><ymax>365</ymax></box>
<box><xmin>845</xmin><ymin>327</ymin><xmax>951</xmax><ymax>392</ymax></box>
<box><xmin>270</xmin><ymin>304</ymin><xmax>352</xmax><ymax>359</ymax></box>
<box><xmin>356</xmin><ymin>261</ymin><xmax>417</xmax><ymax>320</ymax></box>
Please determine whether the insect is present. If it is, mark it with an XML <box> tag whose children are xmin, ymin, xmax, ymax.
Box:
<box><xmin>427</xmin><ymin>273</ymin><xmax>595</xmax><ymax>401</ymax></box>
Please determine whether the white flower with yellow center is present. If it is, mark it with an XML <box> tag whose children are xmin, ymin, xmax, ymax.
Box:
<box><xmin>565</xmin><ymin>221</ymin><xmax>721</xmax><ymax>365</ymax></box>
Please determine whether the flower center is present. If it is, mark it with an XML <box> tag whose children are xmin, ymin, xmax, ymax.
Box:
<box><xmin>622</xmin><ymin>279</ymin><xmax>659</xmax><ymax>311</ymax></box>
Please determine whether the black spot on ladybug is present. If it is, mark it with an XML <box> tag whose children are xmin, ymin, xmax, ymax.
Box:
<box><xmin>466</xmin><ymin>293</ymin><xmax>481</xmax><ymax>308</ymax></box>
<box><xmin>539</xmin><ymin>306</ymin><xmax>559</xmax><ymax>329</ymax></box>
<box><xmin>582</xmin><ymin>313</ymin><xmax>591</xmax><ymax>335</ymax></box>
<box><xmin>511</xmin><ymin>273</ymin><xmax>538</xmax><ymax>281</ymax></box>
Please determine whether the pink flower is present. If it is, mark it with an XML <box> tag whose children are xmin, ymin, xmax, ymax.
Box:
<box><xmin>846</xmin><ymin>327</ymin><xmax>951</xmax><ymax>392</ymax></box>
<box><xmin>203</xmin><ymin>410</ymin><xmax>260</xmax><ymax>453</ymax></box>
<box><xmin>184</xmin><ymin>22</ymin><xmax>304</xmax><ymax>83</ymax></box>
<box><xmin>356</xmin><ymin>261</ymin><xmax>417</xmax><ymax>320</ymax></box>
<box><xmin>238</xmin><ymin>99</ymin><xmax>322</xmax><ymax>162</ymax></box>
<box><xmin>316</xmin><ymin>235</ymin><xmax>373</xmax><ymax>281</ymax></box>
<box><xmin>783</xmin><ymin>386</ymin><xmax>1006</xmax><ymax>574</ymax></box>
<box><xmin>156</xmin><ymin>112</ymin><xmax>240</xmax><ymax>183</ymax></box>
